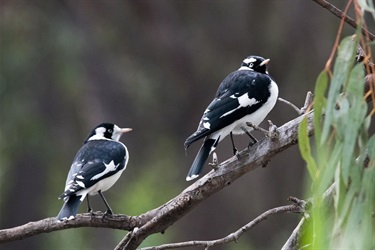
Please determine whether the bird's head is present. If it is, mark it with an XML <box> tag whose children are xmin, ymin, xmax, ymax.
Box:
<box><xmin>85</xmin><ymin>123</ymin><xmax>132</xmax><ymax>142</ymax></box>
<box><xmin>240</xmin><ymin>55</ymin><xmax>270</xmax><ymax>74</ymax></box>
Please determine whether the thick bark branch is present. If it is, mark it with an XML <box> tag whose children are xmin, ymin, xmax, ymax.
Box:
<box><xmin>0</xmin><ymin>111</ymin><xmax>315</xmax><ymax>247</ymax></box>
<box><xmin>0</xmin><ymin>213</ymin><xmax>141</xmax><ymax>243</ymax></box>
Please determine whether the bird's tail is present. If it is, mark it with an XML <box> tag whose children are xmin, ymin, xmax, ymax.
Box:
<box><xmin>186</xmin><ymin>139</ymin><xmax>216</xmax><ymax>181</ymax></box>
<box><xmin>56</xmin><ymin>195</ymin><xmax>83</xmax><ymax>221</ymax></box>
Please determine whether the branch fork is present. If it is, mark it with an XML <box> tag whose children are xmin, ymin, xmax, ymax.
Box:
<box><xmin>246</xmin><ymin>120</ymin><xmax>279</xmax><ymax>139</ymax></box>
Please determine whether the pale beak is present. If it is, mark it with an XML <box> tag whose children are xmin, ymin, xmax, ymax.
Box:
<box><xmin>120</xmin><ymin>128</ymin><xmax>132</xmax><ymax>134</ymax></box>
<box><xmin>260</xmin><ymin>58</ymin><xmax>270</xmax><ymax>66</ymax></box>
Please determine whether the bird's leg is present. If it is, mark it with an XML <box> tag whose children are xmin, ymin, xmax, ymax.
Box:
<box><xmin>230</xmin><ymin>132</ymin><xmax>238</xmax><ymax>155</ymax></box>
<box><xmin>86</xmin><ymin>196</ymin><xmax>94</xmax><ymax>216</ymax></box>
<box><xmin>98</xmin><ymin>190</ymin><xmax>113</xmax><ymax>218</ymax></box>
<box><xmin>240</xmin><ymin>126</ymin><xmax>258</xmax><ymax>148</ymax></box>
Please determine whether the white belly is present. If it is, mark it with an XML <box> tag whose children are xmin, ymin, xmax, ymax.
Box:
<box><xmin>89</xmin><ymin>169</ymin><xmax>124</xmax><ymax>195</ymax></box>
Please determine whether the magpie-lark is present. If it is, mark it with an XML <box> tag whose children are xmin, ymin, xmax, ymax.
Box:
<box><xmin>185</xmin><ymin>55</ymin><xmax>278</xmax><ymax>181</ymax></box>
<box><xmin>56</xmin><ymin>123</ymin><xmax>132</xmax><ymax>221</ymax></box>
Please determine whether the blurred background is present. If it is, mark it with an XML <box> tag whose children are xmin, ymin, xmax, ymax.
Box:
<box><xmin>1</xmin><ymin>0</ymin><xmax>373</xmax><ymax>249</ymax></box>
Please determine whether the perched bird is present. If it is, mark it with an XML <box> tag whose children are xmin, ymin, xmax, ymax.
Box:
<box><xmin>56</xmin><ymin>123</ymin><xmax>132</xmax><ymax>221</ymax></box>
<box><xmin>185</xmin><ymin>55</ymin><xmax>278</xmax><ymax>181</ymax></box>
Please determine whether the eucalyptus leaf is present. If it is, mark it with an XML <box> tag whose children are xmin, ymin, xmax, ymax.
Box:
<box><xmin>322</xmin><ymin>37</ymin><xmax>357</xmax><ymax>142</ymax></box>
<box><xmin>314</xmin><ymin>71</ymin><xmax>328</xmax><ymax>147</ymax></box>
<box><xmin>298</xmin><ymin>116</ymin><xmax>318</xmax><ymax>180</ymax></box>
<box><xmin>367</xmin><ymin>135</ymin><xmax>375</xmax><ymax>159</ymax></box>
<box><xmin>340</xmin><ymin>64</ymin><xmax>366</xmax><ymax>185</ymax></box>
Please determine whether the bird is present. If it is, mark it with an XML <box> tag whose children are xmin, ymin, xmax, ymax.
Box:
<box><xmin>185</xmin><ymin>55</ymin><xmax>279</xmax><ymax>181</ymax></box>
<box><xmin>56</xmin><ymin>123</ymin><xmax>132</xmax><ymax>221</ymax></box>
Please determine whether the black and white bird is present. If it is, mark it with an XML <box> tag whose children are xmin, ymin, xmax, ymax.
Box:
<box><xmin>56</xmin><ymin>123</ymin><xmax>132</xmax><ymax>221</ymax></box>
<box><xmin>185</xmin><ymin>55</ymin><xmax>278</xmax><ymax>181</ymax></box>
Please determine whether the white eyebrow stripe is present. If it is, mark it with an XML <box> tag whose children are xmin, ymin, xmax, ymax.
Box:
<box><xmin>243</xmin><ymin>58</ymin><xmax>257</xmax><ymax>64</ymax></box>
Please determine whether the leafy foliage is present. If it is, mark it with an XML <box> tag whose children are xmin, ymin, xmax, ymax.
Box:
<box><xmin>298</xmin><ymin>28</ymin><xmax>375</xmax><ymax>250</ymax></box>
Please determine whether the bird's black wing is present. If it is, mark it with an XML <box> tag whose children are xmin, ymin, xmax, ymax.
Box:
<box><xmin>185</xmin><ymin>71</ymin><xmax>273</xmax><ymax>147</ymax></box>
<box><xmin>59</xmin><ymin>140</ymin><xmax>126</xmax><ymax>199</ymax></box>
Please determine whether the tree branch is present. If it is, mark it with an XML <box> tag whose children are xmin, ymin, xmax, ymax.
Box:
<box><xmin>0</xmin><ymin>213</ymin><xmax>142</xmax><ymax>243</ymax></box>
<box><xmin>281</xmin><ymin>182</ymin><xmax>337</xmax><ymax>250</ymax></box>
<box><xmin>0</xmin><ymin>110</ymin><xmax>315</xmax><ymax>247</ymax></box>
<box><xmin>278</xmin><ymin>92</ymin><xmax>314</xmax><ymax>115</ymax></box>
<box><xmin>115</xmin><ymin>111</ymin><xmax>315</xmax><ymax>250</ymax></box>
<box><xmin>139</xmin><ymin>200</ymin><xmax>306</xmax><ymax>250</ymax></box>
<box><xmin>312</xmin><ymin>0</ymin><xmax>375</xmax><ymax>41</ymax></box>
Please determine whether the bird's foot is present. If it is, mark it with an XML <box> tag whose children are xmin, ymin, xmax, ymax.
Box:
<box><xmin>247</xmin><ymin>141</ymin><xmax>257</xmax><ymax>150</ymax></box>
<box><xmin>88</xmin><ymin>209</ymin><xmax>95</xmax><ymax>220</ymax></box>
<box><xmin>235</xmin><ymin>150</ymin><xmax>242</xmax><ymax>160</ymax></box>
<box><xmin>101</xmin><ymin>209</ymin><xmax>113</xmax><ymax>220</ymax></box>
<box><xmin>208</xmin><ymin>152</ymin><xmax>219</xmax><ymax>170</ymax></box>
<box><xmin>105</xmin><ymin>209</ymin><xmax>113</xmax><ymax>216</ymax></box>
<box><xmin>233</xmin><ymin>147</ymin><xmax>238</xmax><ymax>156</ymax></box>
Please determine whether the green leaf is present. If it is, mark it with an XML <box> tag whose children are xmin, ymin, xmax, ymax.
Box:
<box><xmin>317</xmin><ymin>142</ymin><xmax>342</xmax><ymax>195</ymax></box>
<box><xmin>357</xmin><ymin>0</ymin><xmax>375</xmax><ymax>20</ymax></box>
<box><xmin>314</xmin><ymin>71</ymin><xmax>328</xmax><ymax>147</ymax></box>
<box><xmin>340</xmin><ymin>64</ymin><xmax>366</xmax><ymax>186</ymax></box>
<box><xmin>367</xmin><ymin>135</ymin><xmax>375</xmax><ymax>159</ymax></box>
<box><xmin>298</xmin><ymin>116</ymin><xmax>318</xmax><ymax>180</ymax></box>
<box><xmin>322</xmin><ymin>37</ymin><xmax>357</xmax><ymax>142</ymax></box>
<box><xmin>334</xmin><ymin>164</ymin><xmax>354</xmax><ymax>228</ymax></box>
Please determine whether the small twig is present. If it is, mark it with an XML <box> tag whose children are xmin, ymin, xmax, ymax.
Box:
<box><xmin>281</xmin><ymin>183</ymin><xmax>336</xmax><ymax>250</ymax></box>
<box><xmin>288</xmin><ymin>196</ymin><xmax>308</xmax><ymax>210</ymax></box>
<box><xmin>246</xmin><ymin>122</ymin><xmax>269</xmax><ymax>135</ymax></box>
<box><xmin>115</xmin><ymin>231</ymin><xmax>133</xmax><ymax>250</ymax></box>
<box><xmin>311</xmin><ymin>0</ymin><xmax>375</xmax><ymax>41</ymax></box>
<box><xmin>281</xmin><ymin>217</ymin><xmax>306</xmax><ymax>250</ymax></box>
<box><xmin>278</xmin><ymin>98</ymin><xmax>303</xmax><ymax>115</ymax></box>
<box><xmin>246</xmin><ymin>121</ymin><xmax>279</xmax><ymax>139</ymax></box>
<box><xmin>301</xmin><ymin>92</ymin><xmax>314</xmax><ymax>114</ymax></box>
<box><xmin>278</xmin><ymin>92</ymin><xmax>314</xmax><ymax>116</ymax></box>
<box><xmin>364</xmin><ymin>74</ymin><xmax>375</xmax><ymax>103</ymax></box>
<box><xmin>139</xmin><ymin>201</ymin><xmax>306</xmax><ymax>250</ymax></box>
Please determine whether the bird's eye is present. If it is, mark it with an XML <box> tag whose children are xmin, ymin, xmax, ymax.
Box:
<box><xmin>108</xmin><ymin>129</ymin><xmax>113</xmax><ymax>133</ymax></box>
<box><xmin>249</xmin><ymin>63</ymin><xmax>254</xmax><ymax>67</ymax></box>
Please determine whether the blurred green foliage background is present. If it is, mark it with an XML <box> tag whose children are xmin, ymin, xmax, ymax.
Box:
<box><xmin>1</xmin><ymin>0</ymin><xmax>371</xmax><ymax>249</ymax></box>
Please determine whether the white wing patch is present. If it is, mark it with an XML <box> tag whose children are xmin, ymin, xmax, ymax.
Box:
<box><xmin>76</xmin><ymin>180</ymin><xmax>86</xmax><ymax>188</ymax></box>
<box><xmin>220</xmin><ymin>93</ymin><xmax>259</xmax><ymax>118</ymax></box>
<box><xmin>91</xmin><ymin>160</ymin><xmax>119</xmax><ymax>181</ymax></box>
<box><xmin>203</xmin><ymin>122</ymin><xmax>211</xmax><ymax>129</ymax></box>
